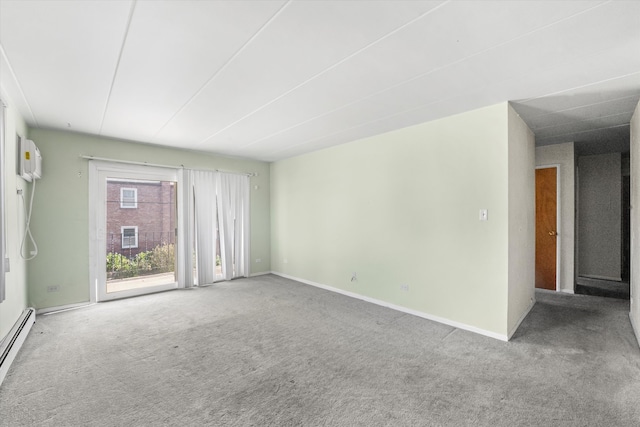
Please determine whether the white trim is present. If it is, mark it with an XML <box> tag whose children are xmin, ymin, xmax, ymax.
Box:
<box><xmin>246</xmin><ymin>183</ymin><xmax>251</xmax><ymax>278</ymax></box>
<box><xmin>37</xmin><ymin>302</ymin><xmax>96</xmax><ymax>315</ymax></box>
<box><xmin>250</xmin><ymin>271</ymin><xmax>271</xmax><ymax>277</ymax></box>
<box><xmin>0</xmin><ymin>99</ymin><xmax>5</xmax><ymax>302</ymax></box>
<box><xmin>536</xmin><ymin>164</ymin><xmax>561</xmax><ymax>292</ymax></box>
<box><xmin>535</xmin><ymin>287</ymin><xmax>580</xmax><ymax>296</ymax></box>
<box><xmin>120</xmin><ymin>225</ymin><xmax>138</xmax><ymax>249</ymax></box>
<box><xmin>90</xmin><ymin>161</ymin><xmax>180</xmax><ymax>302</ymax></box>
<box><xmin>272</xmin><ymin>271</ymin><xmax>509</xmax><ymax>342</ymax></box>
<box><xmin>507</xmin><ymin>299</ymin><xmax>535</xmax><ymax>340</ymax></box>
<box><xmin>120</xmin><ymin>187</ymin><xmax>137</xmax><ymax>208</ymax></box>
<box><xmin>578</xmin><ymin>274</ymin><xmax>623</xmax><ymax>282</ymax></box>
<box><xmin>630</xmin><ymin>313</ymin><xmax>640</xmax><ymax>349</ymax></box>
<box><xmin>89</xmin><ymin>162</ymin><xmax>99</xmax><ymax>303</ymax></box>
<box><xmin>0</xmin><ymin>308</ymin><xmax>35</xmax><ymax>386</ymax></box>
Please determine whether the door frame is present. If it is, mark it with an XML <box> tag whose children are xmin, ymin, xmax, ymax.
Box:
<box><xmin>535</xmin><ymin>164</ymin><xmax>561</xmax><ymax>291</ymax></box>
<box><xmin>89</xmin><ymin>161</ymin><xmax>184</xmax><ymax>302</ymax></box>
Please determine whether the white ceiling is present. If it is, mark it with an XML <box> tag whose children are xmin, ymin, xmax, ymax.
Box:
<box><xmin>1</xmin><ymin>0</ymin><xmax>639</xmax><ymax>161</ymax></box>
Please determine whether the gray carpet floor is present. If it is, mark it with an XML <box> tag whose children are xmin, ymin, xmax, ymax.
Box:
<box><xmin>1</xmin><ymin>274</ymin><xmax>639</xmax><ymax>426</ymax></box>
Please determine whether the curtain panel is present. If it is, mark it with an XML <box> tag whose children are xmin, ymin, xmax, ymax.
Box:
<box><xmin>217</xmin><ymin>173</ymin><xmax>250</xmax><ymax>280</ymax></box>
<box><xmin>192</xmin><ymin>170</ymin><xmax>218</xmax><ymax>285</ymax></box>
<box><xmin>190</xmin><ymin>170</ymin><xmax>250</xmax><ymax>285</ymax></box>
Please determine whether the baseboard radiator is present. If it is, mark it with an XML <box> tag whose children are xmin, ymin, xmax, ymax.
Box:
<box><xmin>0</xmin><ymin>307</ymin><xmax>36</xmax><ymax>386</ymax></box>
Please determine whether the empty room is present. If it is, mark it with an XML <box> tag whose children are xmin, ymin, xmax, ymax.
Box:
<box><xmin>1</xmin><ymin>1</ymin><xmax>640</xmax><ymax>425</ymax></box>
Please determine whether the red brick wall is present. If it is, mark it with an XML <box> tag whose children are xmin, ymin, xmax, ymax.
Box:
<box><xmin>106</xmin><ymin>180</ymin><xmax>176</xmax><ymax>257</ymax></box>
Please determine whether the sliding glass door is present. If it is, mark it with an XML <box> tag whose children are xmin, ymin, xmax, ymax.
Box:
<box><xmin>90</xmin><ymin>162</ymin><xmax>180</xmax><ymax>301</ymax></box>
<box><xmin>89</xmin><ymin>162</ymin><xmax>250</xmax><ymax>301</ymax></box>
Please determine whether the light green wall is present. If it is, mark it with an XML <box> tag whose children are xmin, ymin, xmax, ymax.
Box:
<box><xmin>271</xmin><ymin>102</ymin><xmax>534</xmax><ymax>338</ymax></box>
<box><xmin>630</xmin><ymin>100</ymin><xmax>640</xmax><ymax>345</ymax></box>
<box><xmin>507</xmin><ymin>106</ymin><xmax>535</xmax><ymax>336</ymax></box>
<box><xmin>26</xmin><ymin>128</ymin><xmax>270</xmax><ymax>310</ymax></box>
<box><xmin>0</xmin><ymin>94</ymin><xmax>29</xmax><ymax>340</ymax></box>
<box><xmin>535</xmin><ymin>142</ymin><xmax>575</xmax><ymax>294</ymax></box>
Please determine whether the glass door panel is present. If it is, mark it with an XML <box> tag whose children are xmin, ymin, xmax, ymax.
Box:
<box><xmin>105</xmin><ymin>178</ymin><xmax>177</xmax><ymax>294</ymax></box>
<box><xmin>90</xmin><ymin>163</ymin><xmax>179</xmax><ymax>302</ymax></box>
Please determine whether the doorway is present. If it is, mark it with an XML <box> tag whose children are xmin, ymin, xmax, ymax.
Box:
<box><xmin>89</xmin><ymin>162</ymin><xmax>181</xmax><ymax>301</ymax></box>
<box><xmin>622</xmin><ymin>175</ymin><xmax>631</xmax><ymax>282</ymax></box>
<box><xmin>535</xmin><ymin>166</ymin><xmax>558</xmax><ymax>290</ymax></box>
<box><xmin>574</xmin><ymin>152</ymin><xmax>629</xmax><ymax>299</ymax></box>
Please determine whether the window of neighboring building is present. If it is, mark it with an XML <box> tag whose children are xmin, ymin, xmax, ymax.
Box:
<box><xmin>121</xmin><ymin>226</ymin><xmax>138</xmax><ymax>249</ymax></box>
<box><xmin>120</xmin><ymin>188</ymin><xmax>137</xmax><ymax>208</ymax></box>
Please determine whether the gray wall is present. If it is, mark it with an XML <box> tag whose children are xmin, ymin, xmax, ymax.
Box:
<box><xmin>577</xmin><ymin>152</ymin><xmax>622</xmax><ymax>280</ymax></box>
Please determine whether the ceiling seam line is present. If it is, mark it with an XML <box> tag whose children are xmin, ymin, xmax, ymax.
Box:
<box><xmin>536</xmin><ymin>123</ymin><xmax>629</xmax><ymax>140</ymax></box>
<box><xmin>268</xmin><ymin>49</ymin><xmax>631</xmax><ymax>157</ymax></box>
<box><xmin>272</xmin><ymin>91</ymin><xmax>632</xmax><ymax>158</ymax></box>
<box><xmin>98</xmin><ymin>0</ymin><xmax>137</xmax><ymax>135</ymax></box>
<box><xmin>266</xmin><ymin>53</ymin><xmax>631</xmax><ymax>157</ymax></box>
<box><xmin>267</xmin><ymin>92</ymin><xmax>472</xmax><ymax>157</ymax></box>
<box><xmin>518</xmin><ymin>71</ymin><xmax>640</xmax><ymax>103</ymax></box>
<box><xmin>148</xmin><ymin>0</ymin><xmax>292</xmax><ymax>142</ymax></box>
<box><xmin>534</xmin><ymin>111</ymin><xmax>636</xmax><ymax>132</ymax></box>
<box><xmin>195</xmin><ymin>0</ymin><xmax>452</xmax><ymax>146</ymax></box>
<box><xmin>236</xmin><ymin>0</ymin><xmax>615</xmax><ymax>150</ymax></box>
<box><xmin>0</xmin><ymin>42</ymin><xmax>38</xmax><ymax>127</ymax></box>
<box><xmin>520</xmin><ymin>94</ymin><xmax>640</xmax><ymax>120</ymax></box>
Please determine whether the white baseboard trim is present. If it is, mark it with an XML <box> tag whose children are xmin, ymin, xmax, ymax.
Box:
<box><xmin>536</xmin><ymin>288</ymin><xmax>578</xmax><ymax>296</ymax></box>
<box><xmin>630</xmin><ymin>313</ymin><xmax>640</xmax><ymax>349</ymax></box>
<box><xmin>559</xmin><ymin>288</ymin><xmax>575</xmax><ymax>294</ymax></box>
<box><xmin>249</xmin><ymin>271</ymin><xmax>272</xmax><ymax>277</ymax></box>
<box><xmin>37</xmin><ymin>302</ymin><xmax>95</xmax><ymax>315</ymax></box>
<box><xmin>578</xmin><ymin>274</ymin><xmax>622</xmax><ymax>282</ymax></box>
<box><xmin>272</xmin><ymin>271</ymin><xmax>509</xmax><ymax>342</ymax></box>
<box><xmin>507</xmin><ymin>299</ymin><xmax>535</xmax><ymax>340</ymax></box>
<box><xmin>0</xmin><ymin>308</ymin><xmax>36</xmax><ymax>386</ymax></box>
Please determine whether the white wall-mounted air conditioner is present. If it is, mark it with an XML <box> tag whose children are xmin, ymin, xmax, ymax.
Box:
<box><xmin>18</xmin><ymin>137</ymin><xmax>42</xmax><ymax>182</ymax></box>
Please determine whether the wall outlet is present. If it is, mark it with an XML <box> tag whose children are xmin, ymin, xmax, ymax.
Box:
<box><xmin>479</xmin><ymin>209</ymin><xmax>488</xmax><ymax>221</ymax></box>
<box><xmin>255</xmin><ymin>258</ymin><xmax>261</xmax><ymax>263</ymax></box>
<box><xmin>400</xmin><ymin>284</ymin><xmax>409</xmax><ymax>292</ymax></box>
<box><xmin>3</xmin><ymin>257</ymin><xmax>9</xmax><ymax>273</ymax></box>
<box><xmin>283</xmin><ymin>258</ymin><xmax>288</xmax><ymax>264</ymax></box>
<box><xmin>47</xmin><ymin>285</ymin><xmax>59</xmax><ymax>293</ymax></box>
<box><xmin>351</xmin><ymin>272</ymin><xmax>357</xmax><ymax>282</ymax></box>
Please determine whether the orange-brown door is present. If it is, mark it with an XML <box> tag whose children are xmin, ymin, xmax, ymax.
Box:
<box><xmin>535</xmin><ymin>168</ymin><xmax>557</xmax><ymax>290</ymax></box>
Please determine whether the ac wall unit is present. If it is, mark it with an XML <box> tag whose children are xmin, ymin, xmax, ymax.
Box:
<box><xmin>18</xmin><ymin>137</ymin><xmax>42</xmax><ymax>182</ymax></box>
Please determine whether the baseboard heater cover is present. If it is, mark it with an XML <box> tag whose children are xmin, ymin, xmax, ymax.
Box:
<box><xmin>0</xmin><ymin>307</ymin><xmax>36</xmax><ymax>386</ymax></box>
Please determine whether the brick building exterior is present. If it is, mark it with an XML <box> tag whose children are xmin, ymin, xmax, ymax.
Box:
<box><xmin>106</xmin><ymin>179</ymin><xmax>176</xmax><ymax>257</ymax></box>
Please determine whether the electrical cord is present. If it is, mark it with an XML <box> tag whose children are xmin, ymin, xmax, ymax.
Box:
<box><xmin>20</xmin><ymin>179</ymin><xmax>38</xmax><ymax>260</ymax></box>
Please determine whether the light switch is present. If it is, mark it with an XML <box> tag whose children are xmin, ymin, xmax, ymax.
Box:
<box><xmin>479</xmin><ymin>209</ymin><xmax>488</xmax><ymax>221</ymax></box>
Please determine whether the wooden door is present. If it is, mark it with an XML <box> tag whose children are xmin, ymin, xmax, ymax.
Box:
<box><xmin>536</xmin><ymin>168</ymin><xmax>557</xmax><ymax>290</ymax></box>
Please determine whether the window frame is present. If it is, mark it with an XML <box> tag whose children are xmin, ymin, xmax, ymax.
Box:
<box><xmin>120</xmin><ymin>187</ymin><xmax>137</xmax><ymax>208</ymax></box>
<box><xmin>121</xmin><ymin>226</ymin><xmax>138</xmax><ymax>249</ymax></box>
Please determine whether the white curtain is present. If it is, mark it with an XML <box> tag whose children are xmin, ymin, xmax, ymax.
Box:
<box><xmin>217</xmin><ymin>173</ymin><xmax>250</xmax><ymax>280</ymax></box>
<box><xmin>192</xmin><ymin>170</ymin><xmax>218</xmax><ymax>285</ymax></box>
<box><xmin>177</xmin><ymin>169</ymin><xmax>194</xmax><ymax>288</ymax></box>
